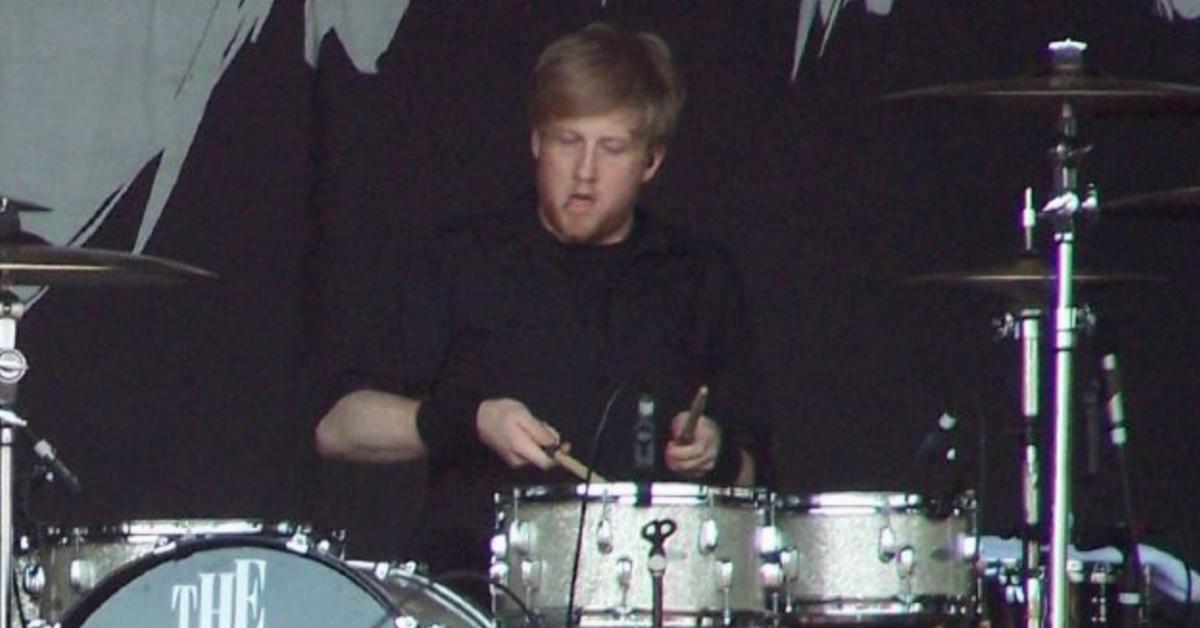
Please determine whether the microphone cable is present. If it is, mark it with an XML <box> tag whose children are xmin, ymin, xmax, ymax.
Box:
<box><xmin>565</xmin><ymin>384</ymin><xmax>623</xmax><ymax>627</ymax></box>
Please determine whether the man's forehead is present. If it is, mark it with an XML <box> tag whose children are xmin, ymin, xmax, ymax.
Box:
<box><xmin>541</xmin><ymin>109</ymin><xmax>647</xmax><ymax>139</ymax></box>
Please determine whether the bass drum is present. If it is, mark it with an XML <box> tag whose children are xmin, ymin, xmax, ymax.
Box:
<box><xmin>59</xmin><ymin>537</ymin><xmax>491</xmax><ymax>628</ymax></box>
<box><xmin>20</xmin><ymin>519</ymin><xmax>338</xmax><ymax>623</ymax></box>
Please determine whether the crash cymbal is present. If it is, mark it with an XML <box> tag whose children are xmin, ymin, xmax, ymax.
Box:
<box><xmin>1102</xmin><ymin>186</ymin><xmax>1200</xmax><ymax>221</ymax></box>
<box><xmin>0</xmin><ymin>236</ymin><xmax>217</xmax><ymax>287</ymax></box>
<box><xmin>907</xmin><ymin>256</ymin><xmax>1162</xmax><ymax>303</ymax></box>
<box><xmin>883</xmin><ymin>73</ymin><xmax>1200</xmax><ymax>115</ymax></box>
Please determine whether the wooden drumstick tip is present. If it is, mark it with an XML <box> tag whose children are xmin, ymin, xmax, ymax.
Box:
<box><xmin>677</xmin><ymin>385</ymin><xmax>709</xmax><ymax>445</ymax></box>
<box><xmin>553</xmin><ymin>449</ymin><xmax>608</xmax><ymax>484</ymax></box>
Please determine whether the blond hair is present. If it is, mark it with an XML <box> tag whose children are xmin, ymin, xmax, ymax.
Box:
<box><xmin>529</xmin><ymin>23</ymin><xmax>685</xmax><ymax>149</ymax></box>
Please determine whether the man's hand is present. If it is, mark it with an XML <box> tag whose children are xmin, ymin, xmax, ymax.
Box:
<box><xmin>665</xmin><ymin>413</ymin><xmax>721</xmax><ymax>478</ymax></box>
<box><xmin>477</xmin><ymin>398</ymin><xmax>565</xmax><ymax>470</ymax></box>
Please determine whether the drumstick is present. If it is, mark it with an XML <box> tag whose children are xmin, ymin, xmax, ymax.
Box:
<box><xmin>553</xmin><ymin>449</ymin><xmax>608</xmax><ymax>483</ymax></box>
<box><xmin>676</xmin><ymin>385</ymin><xmax>709</xmax><ymax>445</ymax></box>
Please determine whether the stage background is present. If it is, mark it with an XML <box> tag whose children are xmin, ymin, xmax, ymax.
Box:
<box><xmin>1</xmin><ymin>0</ymin><xmax>1197</xmax><ymax>581</ymax></box>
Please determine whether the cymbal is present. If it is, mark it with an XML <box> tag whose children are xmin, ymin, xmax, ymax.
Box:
<box><xmin>907</xmin><ymin>256</ymin><xmax>1162</xmax><ymax>303</ymax></box>
<box><xmin>0</xmin><ymin>237</ymin><xmax>217</xmax><ymax>287</ymax></box>
<box><xmin>0</xmin><ymin>196</ymin><xmax>53</xmax><ymax>214</ymax></box>
<box><xmin>1103</xmin><ymin>187</ymin><xmax>1200</xmax><ymax>221</ymax></box>
<box><xmin>883</xmin><ymin>73</ymin><xmax>1200</xmax><ymax>115</ymax></box>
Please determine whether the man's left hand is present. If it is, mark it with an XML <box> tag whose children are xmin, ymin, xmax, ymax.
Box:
<box><xmin>664</xmin><ymin>413</ymin><xmax>720</xmax><ymax>479</ymax></box>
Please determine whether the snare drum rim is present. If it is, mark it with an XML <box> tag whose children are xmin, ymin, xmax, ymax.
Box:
<box><xmin>56</xmin><ymin>536</ymin><xmax>385</xmax><ymax>628</ymax></box>
<box><xmin>497</xmin><ymin>482</ymin><xmax>770</xmax><ymax>506</ymax></box>
<box><xmin>777</xmin><ymin>490</ymin><xmax>975</xmax><ymax>514</ymax></box>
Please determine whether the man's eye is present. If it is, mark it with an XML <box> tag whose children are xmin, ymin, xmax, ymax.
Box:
<box><xmin>600</xmin><ymin>142</ymin><xmax>629</xmax><ymax>154</ymax></box>
<box><xmin>555</xmin><ymin>134</ymin><xmax>582</xmax><ymax>145</ymax></box>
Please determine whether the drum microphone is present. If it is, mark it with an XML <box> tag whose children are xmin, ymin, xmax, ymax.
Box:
<box><xmin>1101</xmin><ymin>353</ymin><xmax>1127</xmax><ymax>447</ymax></box>
<box><xmin>914</xmin><ymin>412</ymin><xmax>959</xmax><ymax>464</ymax></box>
<box><xmin>32</xmin><ymin>438</ymin><xmax>82</xmax><ymax>494</ymax></box>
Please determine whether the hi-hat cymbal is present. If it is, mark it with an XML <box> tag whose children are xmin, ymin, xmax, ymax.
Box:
<box><xmin>907</xmin><ymin>256</ymin><xmax>1162</xmax><ymax>303</ymax></box>
<box><xmin>883</xmin><ymin>73</ymin><xmax>1200</xmax><ymax>115</ymax></box>
<box><xmin>0</xmin><ymin>237</ymin><xmax>217</xmax><ymax>287</ymax></box>
<box><xmin>1103</xmin><ymin>187</ymin><xmax>1200</xmax><ymax>221</ymax></box>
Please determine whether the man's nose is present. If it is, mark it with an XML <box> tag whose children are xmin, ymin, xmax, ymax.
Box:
<box><xmin>574</xmin><ymin>146</ymin><xmax>598</xmax><ymax>181</ymax></box>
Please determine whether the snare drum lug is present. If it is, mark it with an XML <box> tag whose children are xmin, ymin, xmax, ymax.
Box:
<box><xmin>616</xmin><ymin>556</ymin><xmax>633</xmax><ymax>589</ymax></box>
<box><xmin>755</xmin><ymin>525</ymin><xmax>781</xmax><ymax>556</ymax></box>
<box><xmin>596</xmin><ymin>517</ymin><xmax>613</xmax><ymax>554</ymax></box>
<box><xmin>698</xmin><ymin>518</ymin><xmax>719</xmax><ymax>554</ymax></box>
<box><xmin>520</xmin><ymin>558</ymin><xmax>542</xmax><ymax>591</ymax></box>
<box><xmin>69</xmin><ymin>559</ymin><xmax>98</xmax><ymax>593</ymax></box>
<box><xmin>615</xmin><ymin>555</ymin><xmax>634</xmax><ymax>614</ymax></box>
<box><xmin>489</xmin><ymin>560</ymin><xmax>509</xmax><ymax>584</ymax></box>
<box><xmin>286</xmin><ymin>532</ymin><xmax>311</xmax><ymax>554</ymax></box>
<box><xmin>779</xmin><ymin>548</ymin><xmax>799</xmax><ymax>580</ymax></box>
<box><xmin>151</xmin><ymin>540</ymin><xmax>178</xmax><ymax>555</ymax></box>
<box><xmin>490</xmin><ymin>532</ymin><xmax>509</xmax><ymax>560</ymax></box>
<box><xmin>896</xmin><ymin>545</ymin><xmax>916</xmax><ymax>578</ymax></box>
<box><xmin>392</xmin><ymin>615</ymin><xmax>420</xmax><ymax>628</ymax></box>
<box><xmin>877</xmin><ymin>525</ymin><xmax>897</xmax><ymax>562</ymax></box>
<box><xmin>758</xmin><ymin>562</ymin><xmax>784</xmax><ymax>590</ymax></box>
<box><xmin>715</xmin><ymin>558</ymin><xmax>734</xmax><ymax>589</ymax></box>
<box><xmin>510</xmin><ymin>519</ymin><xmax>535</xmax><ymax>555</ymax></box>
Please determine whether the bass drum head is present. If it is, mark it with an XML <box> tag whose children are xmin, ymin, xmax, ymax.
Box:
<box><xmin>60</xmin><ymin>538</ymin><xmax>488</xmax><ymax>628</ymax></box>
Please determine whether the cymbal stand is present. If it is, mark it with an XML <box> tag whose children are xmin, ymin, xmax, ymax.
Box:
<box><xmin>1041</xmin><ymin>39</ymin><xmax>1099</xmax><ymax>628</ymax></box>
<box><xmin>994</xmin><ymin>188</ymin><xmax>1046</xmax><ymax>628</ymax></box>
<box><xmin>0</xmin><ymin>292</ymin><xmax>27</xmax><ymax>628</ymax></box>
<box><xmin>998</xmin><ymin>302</ymin><xmax>1045</xmax><ymax>628</ymax></box>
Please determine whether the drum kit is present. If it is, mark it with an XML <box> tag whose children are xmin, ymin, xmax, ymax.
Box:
<box><xmin>1</xmin><ymin>37</ymin><xmax>1198</xmax><ymax>628</ymax></box>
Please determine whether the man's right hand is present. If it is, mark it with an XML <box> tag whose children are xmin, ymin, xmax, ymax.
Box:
<box><xmin>476</xmin><ymin>398</ymin><xmax>564</xmax><ymax>470</ymax></box>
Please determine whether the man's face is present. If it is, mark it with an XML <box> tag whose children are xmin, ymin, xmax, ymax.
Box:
<box><xmin>532</xmin><ymin>108</ymin><xmax>664</xmax><ymax>245</ymax></box>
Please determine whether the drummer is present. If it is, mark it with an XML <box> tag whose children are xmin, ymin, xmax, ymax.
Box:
<box><xmin>314</xmin><ymin>22</ymin><xmax>767</xmax><ymax>596</ymax></box>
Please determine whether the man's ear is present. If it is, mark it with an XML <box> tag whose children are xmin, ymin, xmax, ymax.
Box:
<box><xmin>530</xmin><ymin>129</ymin><xmax>541</xmax><ymax>160</ymax></box>
<box><xmin>641</xmin><ymin>146</ymin><xmax>666</xmax><ymax>183</ymax></box>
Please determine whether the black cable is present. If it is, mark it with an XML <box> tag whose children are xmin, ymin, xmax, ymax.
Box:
<box><xmin>11</xmin><ymin>566</ymin><xmax>28</xmax><ymax>628</ymax></box>
<box><xmin>565</xmin><ymin>385</ymin><xmax>623</xmax><ymax>628</ymax></box>
<box><xmin>435</xmin><ymin>570</ymin><xmax>540</xmax><ymax>628</ymax></box>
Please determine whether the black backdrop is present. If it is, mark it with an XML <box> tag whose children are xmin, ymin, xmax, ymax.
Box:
<box><xmin>11</xmin><ymin>1</ymin><xmax>1200</xmax><ymax>570</ymax></box>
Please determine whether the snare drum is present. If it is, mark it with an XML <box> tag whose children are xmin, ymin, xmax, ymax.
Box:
<box><xmin>776</xmin><ymin>492</ymin><xmax>978</xmax><ymax>624</ymax></box>
<box><xmin>19</xmin><ymin>519</ymin><xmax>341</xmax><ymax>624</ymax></box>
<box><xmin>492</xmin><ymin>483</ymin><xmax>775</xmax><ymax>626</ymax></box>
<box><xmin>57</xmin><ymin>537</ymin><xmax>490</xmax><ymax>628</ymax></box>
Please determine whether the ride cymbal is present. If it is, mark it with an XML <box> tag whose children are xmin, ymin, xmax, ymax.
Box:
<box><xmin>906</xmin><ymin>256</ymin><xmax>1162</xmax><ymax>303</ymax></box>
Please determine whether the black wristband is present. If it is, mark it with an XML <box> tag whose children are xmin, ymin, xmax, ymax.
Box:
<box><xmin>415</xmin><ymin>383</ymin><xmax>485</xmax><ymax>457</ymax></box>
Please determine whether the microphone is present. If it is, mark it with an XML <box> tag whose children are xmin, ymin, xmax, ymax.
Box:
<box><xmin>32</xmin><ymin>438</ymin><xmax>82</xmax><ymax>494</ymax></box>
<box><xmin>1101</xmin><ymin>354</ymin><xmax>1127</xmax><ymax>447</ymax></box>
<box><xmin>915</xmin><ymin>412</ymin><xmax>959</xmax><ymax>464</ymax></box>
<box><xmin>1101</xmin><ymin>352</ymin><xmax>1145</xmax><ymax>625</ymax></box>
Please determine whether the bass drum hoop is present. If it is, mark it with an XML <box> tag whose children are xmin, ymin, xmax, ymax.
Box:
<box><xmin>57</xmin><ymin>536</ymin><xmax>389</xmax><ymax>628</ymax></box>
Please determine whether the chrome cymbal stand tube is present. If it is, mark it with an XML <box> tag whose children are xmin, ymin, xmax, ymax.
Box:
<box><xmin>0</xmin><ymin>293</ymin><xmax>27</xmax><ymax>628</ymax></box>
<box><xmin>1042</xmin><ymin>39</ymin><xmax>1098</xmax><ymax>628</ymax></box>
<box><xmin>995</xmin><ymin>187</ymin><xmax>1045</xmax><ymax>628</ymax></box>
